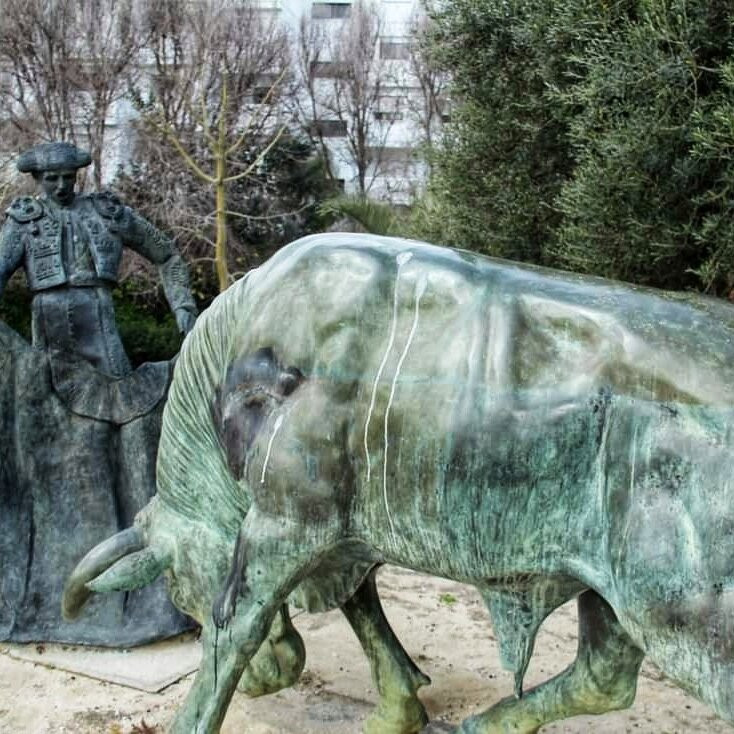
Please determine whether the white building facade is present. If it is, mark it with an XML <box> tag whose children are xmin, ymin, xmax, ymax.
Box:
<box><xmin>278</xmin><ymin>0</ymin><xmax>435</xmax><ymax>203</ymax></box>
<box><xmin>0</xmin><ymin>0</ymin><xmax>444</xmax><ymax>204</ymax></box>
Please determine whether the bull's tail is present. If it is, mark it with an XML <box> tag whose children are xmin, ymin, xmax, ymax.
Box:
<box><xmin>62</xmin><ymin>526</ymin><xmax>171</xmax><ymax>620</ymax></box>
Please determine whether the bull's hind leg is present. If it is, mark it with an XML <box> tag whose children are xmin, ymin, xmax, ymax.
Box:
<box><xmin>457</xmin><ymin>591</ymin><xmax>644</xmax><ymax>734</ymax></box>
<box><xmin>342</xmin><ymin>569</ymin><xmax>431</xmax><ymax>734</ymax></box>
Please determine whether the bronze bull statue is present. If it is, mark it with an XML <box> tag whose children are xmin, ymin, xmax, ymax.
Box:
<box><xmin>65</xmin><ymin>234</ymin><xmax>734</xmax><ymax>732</ymax></box>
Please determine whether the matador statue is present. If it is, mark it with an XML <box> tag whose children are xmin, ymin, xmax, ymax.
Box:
<box><xmin>0</xmin><ymin>142</ymin><xmax>197</xmax><ymax>646</ymax></box>
<box><xmin>0</xmin><ymin>141</ymin><xmax>197</xmax><ymax>375</ymax></box>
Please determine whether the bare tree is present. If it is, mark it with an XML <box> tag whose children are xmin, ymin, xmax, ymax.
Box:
<box><xmin>127</xmin><ymin>0</ymin><xmax>292</xmax><ymax>291</ymax></box>
<box><xmin>406</xmin><ymin>9</ymin><xmax>449</xmax><ymax>151</ymax></box>
<box><xmin>0</xmin><ymin>0</ymin><xmax>147</xmax><ymax>187</ymax></box>
<box><xmin>152</xmin><ymin>76</ymin><xmax>285</xmax><ymax>292</ymax></box>
<box><xmin>137</xmin><ymin>0</ymin><xmax>288</xmax><ymax>133</ymax></box>
<box><xmin>294</xmin><ymin>0</ymin><xmax>396</xmax><ymax>195</ymax></box>
<box><xmin>290</xmin><ymin>16</ymin><xmax>336</xmax><ymax>182</ymax></box>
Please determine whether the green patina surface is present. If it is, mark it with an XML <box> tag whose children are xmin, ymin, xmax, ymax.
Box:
<box><xmin>0</xmin><ymin>141</ymin><xmax>199</xmax><ymax>646</ymax></box>
<box><xmin>67</xmin><ymin>234</ymin><xmax>734</xmax><ymax>733</ymax></box>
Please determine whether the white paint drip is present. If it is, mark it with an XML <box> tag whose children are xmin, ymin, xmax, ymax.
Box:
<box><xmin>629</xmin><ymin>429</ymin><xmax>637</xmax><ymax>500</ymax></box>
<box><xmin>364</xmin><ymin>252</ymin><xmax>413</xmax><ymax>482</ymax></box>
<box><xmin>617</xmin><ymin>425</ymin><xmax>638</xmax><ymax>569</ymax></box>
<box><xmin>383</xmin><ymin>276</ymin><xmax>427</xmax><ymax>537</ymax></box>
<box><xmin>595</xmin><ymin>400</ymin><xmax>612</xmax><ymax>516</ymax></box>
<box><xmin>396</xmin><ymin>251</ymin><xmax>413</xmax><ymax>268</ymax></box>
<box><xmin>261</xmin><ymin>413</ymin><xmax>285</xmax><ymax>484</ymax></box>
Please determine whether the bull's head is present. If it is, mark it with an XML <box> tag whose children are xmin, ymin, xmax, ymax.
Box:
<box><xmin>62</xmin><ymin>284</ymin><xmax>310</xmax><ymax>700</ymax></box>
<box><xmin>62</xmin><ymin>513</ymin><xmax>306</xmax><ymax>699</ymax></box>
<box><xmin>62</xmin><ymin>290</ymin><xmax>247</xmax><ymax>622</ymax></box>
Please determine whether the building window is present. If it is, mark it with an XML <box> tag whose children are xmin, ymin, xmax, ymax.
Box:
<box><xmin>375</xmin><ymin>94</ymin><xmax>403</xmax><ymax>122</ymax></box>
<box><xmin>310</xmin><ymin>60</ymin><xmax>347</xmax><ymax>79</ymax></box>
<box><xmin>380</xmin><ymin>37</ymin><xmax>411</xmax><ymax>60</ymax></box>
<box><xmin>437</xmin><ymin>95</ymin><xmax>453</xmax><ymax>123</ymax></box>
<box><xmin>312</xmin><ymin>3</ymin><xmax>351</xmax><ymax>20</ymax></box>
<box><xmin>374</xmin><ymin>147</ymin><xmax>413</xmax><ymax>172</ymax></box>
<box><xmin>374</xmin><ymin>111</ymin><xmax>402</xmax><ymax>121</ymax></box>
<box><xmin>310</xmin><ymin>119</ymin><xmax>347</xmax><ymax>137</ymax></box>
<box><xmin>0</xmin><ymin>72</ymin><xmax>12</xmax><ymax>97</ymax></box>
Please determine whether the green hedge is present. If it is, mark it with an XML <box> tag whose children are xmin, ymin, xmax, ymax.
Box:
<box><xmin>0</xmin><ymin>279</ymin><xmax>32</xmax><ymax>341</ymax></box>
<box><xmin>112</xmin><ymin>293</ymin><xmax>184</xmax><ymax>365</ymax></box>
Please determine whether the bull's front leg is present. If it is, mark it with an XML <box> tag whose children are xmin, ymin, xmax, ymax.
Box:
<box><xmin>342</xmin><ymin>569</ymin><xmax>430</xmax><ymax>734</ymax></box>
<box><xmin>169</xmin><ymin>517</ymin><xmax>318</xmax><ymax>734</ymax></box>
<box><xmin>169</xmin><ymin>617</ymin><xmax>262</xmax><ymax>733</ymax></box>
<box><xmin>170</xmin><ymin>603</ymin><xmax>279</xmax><ymax>733</ymax></box>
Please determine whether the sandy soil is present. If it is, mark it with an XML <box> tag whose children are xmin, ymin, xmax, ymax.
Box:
<box><xmin>0</xmin><ymin>566</ymin><xmax>730</xmax><ymax>733</ymax></box>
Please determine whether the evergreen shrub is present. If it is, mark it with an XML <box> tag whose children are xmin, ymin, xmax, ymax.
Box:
<box><xmin>424</xmin><ymin>0</ymin><xmax>734</xmax><ymax>295</ymax></box>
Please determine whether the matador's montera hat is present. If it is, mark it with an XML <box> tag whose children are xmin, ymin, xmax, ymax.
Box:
<box><xmin>16</xmin><ymin>142</ymin><xmax>92</xmax><ymax>174</ymax></box>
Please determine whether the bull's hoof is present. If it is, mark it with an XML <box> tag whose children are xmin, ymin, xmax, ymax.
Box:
<box><xmin>364</xmin><ymin>696</ymin><xmax>429</xmax><ymax>734</ymax></box>
<box><xmin>456</xmin><ymin>713</ymin><xmax>540</xmax><ymax>734</ymax></box>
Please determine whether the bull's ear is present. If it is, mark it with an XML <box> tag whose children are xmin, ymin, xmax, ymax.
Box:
<box><xmin>87</xmin><ymin>547</ymin><xmax>171</xmax><ymax>593</ymax></box>
<box><xmin>212</xmin><ymin>383</ymin><xmax>245</xmax><ymax>480</ymax></box>
<box><xmin>211</xmin><ymin>349</ymin><xmax>274</xmax><ymax>481</ymax></box>
<box><xmin>214</xmin><ymin>391</ymin><xmax>269</xmax><ymax>481</ymax></box>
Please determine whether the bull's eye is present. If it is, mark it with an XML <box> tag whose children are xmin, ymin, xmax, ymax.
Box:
<box><xmin>278</xmin><ymin>368</ymin><xmax>304</xmax><ymax>396</ymax></box>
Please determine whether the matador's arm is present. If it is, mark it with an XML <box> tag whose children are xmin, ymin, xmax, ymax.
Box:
<box><xmin>96</xmin><ymin>193</ymin><xmax>198</xmax><ymax>334</ymax></box>
<box><xmin>0</xmin><ymin>211</ymin><xmax>25</xmax><ymax>302</ymax></box>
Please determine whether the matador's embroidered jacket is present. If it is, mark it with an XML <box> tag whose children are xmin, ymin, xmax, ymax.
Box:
<box><xmin>0</xmin><ymin>192</ymin><xmax>196</xmax><ymax>377</ymax></box>
<box><xmin>0</xmin><ymin>192</ymin><xmax>195</xmax><ymax>315</ymax></box>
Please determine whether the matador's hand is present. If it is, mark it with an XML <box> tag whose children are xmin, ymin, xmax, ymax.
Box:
<box><xmin>175</xmin><ymin>308</ymin><xmax>197</xmax><ymax>335</ymax></box>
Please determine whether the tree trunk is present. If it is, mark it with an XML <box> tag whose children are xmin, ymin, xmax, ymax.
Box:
<box><xmin>215</xmin><ymin>151</ymin><xmax>229</xmax><ymax>293</ymax></box>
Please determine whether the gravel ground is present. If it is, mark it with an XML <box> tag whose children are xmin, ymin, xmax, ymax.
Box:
<box><xmin>0</xmin><ymin>566</ymin><xmax>730</xmax><ymax>733</ymax></box>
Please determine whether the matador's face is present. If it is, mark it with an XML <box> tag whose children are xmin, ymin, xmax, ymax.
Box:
<box><xmin>39</xmin><ymin>169</ymin><xmax>77</xmax><ymax>207</ymax></box>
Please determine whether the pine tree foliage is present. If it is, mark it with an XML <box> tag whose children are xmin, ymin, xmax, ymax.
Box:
<box><xmin>424</xmin><ymin>0</ymin><xmax>734</xmax><ymax>295</ymax></box>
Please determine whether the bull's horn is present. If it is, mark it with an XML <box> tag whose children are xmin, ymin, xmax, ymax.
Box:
<box><xmin>87</xmin><ymin>546</ymin><xmax>171</xmax><ymax>593</ymax></box>
<box><xmin>62</xmin><ymin>527</ymin><xmax>145</xmax><ymax>620</ymax></box>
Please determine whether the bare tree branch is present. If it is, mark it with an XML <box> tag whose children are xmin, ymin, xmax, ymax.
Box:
<box><xmin>0</xmin><ymin>0</ymin><xmax>147</xmax><ymax>186</ymax></box>
<box><xmin>291</xmin><ymin>1</ymin><xmax>397</xmax><ymax>195</ymax></box>
<box><xmin>128</xmin><ymin>0</ymin><xmax>291</xmax><ymax>291</ymax></box>
<box><xmin>224</xmin><ymin>124</ymin><xmax>285</xmax><ymax>183</ymax></box>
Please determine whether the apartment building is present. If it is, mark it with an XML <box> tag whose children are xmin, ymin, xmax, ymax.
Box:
<box><xmin>0</xmin><ymin>0</ymin><xmax>444</xmax><ymax>204</ymax></box>
<box><xmin>123</xmin><ymin>0</ymin><xmax>438</xmax><ymax>203</ymax></box>
<box><xmin>279</xmin><ymin>0</ymin><xmax>435</xmax><ymax>203</ymax></box>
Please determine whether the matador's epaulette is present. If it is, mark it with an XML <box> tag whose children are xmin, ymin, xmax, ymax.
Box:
<box><xmin>90</xmin><ymin>191</ymin><xmax>125</xmax><ymax>220</ymax></box>
<box><xmin>6</xmin><ymin>196</ymin><xmax>43</xmax><ymax>223</ymax></box>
